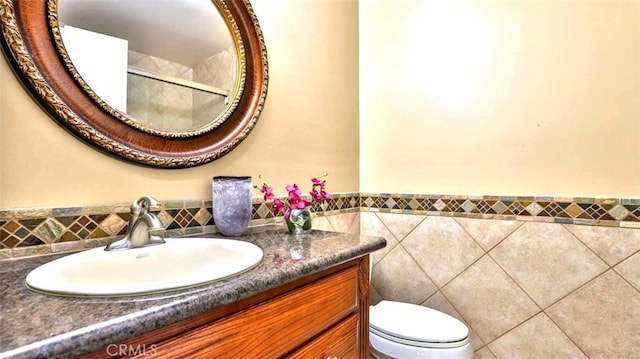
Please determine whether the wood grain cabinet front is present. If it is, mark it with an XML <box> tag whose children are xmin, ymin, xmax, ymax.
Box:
<box><xmin>287</xmin><ymin>314</ymin><xmax>359</xmax><ymax>359</ymax></box>
<box><xmin>92</xmin><ymin>256</ymin><xmax>371</xmax><ymax>359</ymax></box>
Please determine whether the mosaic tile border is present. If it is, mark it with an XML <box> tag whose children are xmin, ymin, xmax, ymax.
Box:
<box><xmin>1</xmin><ymin>193</ymin><xmax>638</xmax><ymax>258</ymax></box>
<box><xmin>360</xmin><ymin>193</ymin><xmax>640</xmax><ymax>228</ymax></box>
<box><xmin>0</xmin><ymin>193</ymin><xmax>360</xmax><ymax>259</ymax></box>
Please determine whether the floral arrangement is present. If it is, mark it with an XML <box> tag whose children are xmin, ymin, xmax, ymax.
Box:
<box><xmin>255</xmin><ymin>173</ymin><xmax>331</xmax><ymax>219</ymax></box>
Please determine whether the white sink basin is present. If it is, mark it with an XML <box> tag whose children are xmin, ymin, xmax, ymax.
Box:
<box><xmin>25</xmin><ymin>237</ymin><xmax>263</xmax><ymax>297</ymax></box>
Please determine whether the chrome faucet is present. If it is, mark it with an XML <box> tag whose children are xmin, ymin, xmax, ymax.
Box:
<box><xmin>105</xmin><ymin>196</ymin><xmax>166</xmax><ymax>251</ymax></box>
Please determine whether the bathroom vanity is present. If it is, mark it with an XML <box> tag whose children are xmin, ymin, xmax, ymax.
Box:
<box><xmin>0</xmin><ymin>226</ymin><xmax>385</xmax><ymax>358</ymax></box>
<box><xmin>109</xmin><ymin>256</ymin><xmax>367</xmax><ymax>358</ymax></box>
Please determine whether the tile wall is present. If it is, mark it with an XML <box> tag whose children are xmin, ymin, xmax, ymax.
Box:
<box><xmin>1</xmin><ymin>193</ymin><xmax>639</xmax><ymax>358</ymax></box>
<box><xmin>127</xmin><ymin>50</ymin><xmax>194</xmax><ymax>130</ymax></box>
<box><xmin>127</xmin><ymin>49</ymin><xmax>231</xmax><ymax>132</ymax></box>
<box><xmin>192</xmin><ymin>46</ymin><xmax>235</xmax><ymax>127</ymax></box>
<box><xmin>362</xmin><ymin>210</ymin><xmax>640</xmax><ymax>358</ymax></box>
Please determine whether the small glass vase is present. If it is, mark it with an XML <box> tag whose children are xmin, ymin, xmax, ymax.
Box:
<box><xmin>212</xmin><ymin>176</ymin><xmax>252</xmax><ymax>236</ymax></box>
<box><xmin>285</xmin><ymin>207</ymin><xmax>312</xmax><ymax>235</ymax></box>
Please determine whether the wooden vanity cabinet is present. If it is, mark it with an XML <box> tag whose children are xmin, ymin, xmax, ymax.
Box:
<box><xmin>87</xmin><ymin>255</ymin><xmax>370</xmax><ymax>359</ymax></box>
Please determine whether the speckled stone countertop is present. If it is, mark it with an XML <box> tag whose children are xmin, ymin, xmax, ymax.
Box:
<box><xmin>0</xmin><ymin>226</ymin><xmax>386</xmax><ymax>359</ymax></box>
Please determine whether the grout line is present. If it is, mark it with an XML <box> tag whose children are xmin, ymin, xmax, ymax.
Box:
<box><xmin>481</xmin><ymin>310</ymin><xmax>544</xmax><ymax>354</ymax></box>
<box><xmin>373</xmin><ymin>211</ymin><xmax>427</xmax><ymax>243</ymax></box>
<box><xmin>561</xmin><ymin>223</ymin><xmax>616</xmax><ymax>267</ymax></box>
<box><xmin>399</xmin><ymin>240</ymin><xmax>439</xmax><ymax>303</ymax></box>
<box><xmin>434</xmin><ymin>287</ymin><xmax>488</xmax><ymax>350</ymax></box>
<box><xmin>611</xmin><ymin>251</ymin><xmax>640</xmax><ymax>294</ymax></box>
<box><xmin>541</xmin><ymin>268</ymin><xmax>620</xmax><ymax>357</ymax></box>
<box><xmin>542</xmin><ymin>311</ymin><xmax>591</xmax><ymax>359</ymax></box>
<box><xmin>486</xmin><ymin>250</ymin><xmax>544</xmax><ymax>311</ymax></box>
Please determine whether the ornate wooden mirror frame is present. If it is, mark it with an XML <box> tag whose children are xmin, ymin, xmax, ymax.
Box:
<box><xmin>0</xmin><ymin>0</ymin><xmax>268</xmax><ymax>168</ymax></box>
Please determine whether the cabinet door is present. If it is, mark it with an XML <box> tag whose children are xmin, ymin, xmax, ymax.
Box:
<box><xmin>146</xmin><ymin>267</ymin><xmax>358</xmax><ymax>358</ymax></box>
<box><xmin>287</xmin><ymin>314</ymin><xmax>359</xmax><ymax>359</ymax></box>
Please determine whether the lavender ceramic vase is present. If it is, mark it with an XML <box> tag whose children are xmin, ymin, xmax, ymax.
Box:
<box><xmin>213</xmin><ymin>176</ymin><xmax>252</xmax><ymax>236</ymax></box>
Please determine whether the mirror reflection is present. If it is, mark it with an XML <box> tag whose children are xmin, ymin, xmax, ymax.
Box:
<box><xmin>58</xmin><ymin>0</ymin><xmax>238</xmax><ymax>134</ymax></box>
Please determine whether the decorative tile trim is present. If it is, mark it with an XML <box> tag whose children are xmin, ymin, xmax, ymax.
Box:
<box><xmin>0</xmin><ymin>193</ymin><xmax>360</xmax><ymax>258</ymax></box>
<box><xmin>1</xmin><ymin>192</ymin><xmax>638</xmax><ymax>258</ymax></box>
<box><xmin>359</xmin><ymin>193</ymin><xmax>640</xmax><ymax>228</ymax></box>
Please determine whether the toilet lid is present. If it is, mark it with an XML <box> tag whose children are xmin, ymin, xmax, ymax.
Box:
<box><xmin>370</xmin><ymin>301</ymin><xmax>469</xmax><ymax>347</ymax></box>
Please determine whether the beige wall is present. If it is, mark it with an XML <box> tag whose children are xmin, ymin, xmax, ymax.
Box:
<box><xmin>360</xmin><ymin>0</ymin><xmax>640</xmax><ymax>197</ymax></box>
<box><xmin>0</xmin><ymin>0</ymin><xmax>359</xmax><ymax>209</ymax></box>
<box><xmin>4</xmin><ymin>0</ymin><xmax>638</xmax><ymax>209</ymax></box>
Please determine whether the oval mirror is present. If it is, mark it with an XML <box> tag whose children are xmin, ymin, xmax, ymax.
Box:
<box><xmin>0</xmin><ymin>0</ymin><xmax>268</xmax><ymax>168</ymax></box>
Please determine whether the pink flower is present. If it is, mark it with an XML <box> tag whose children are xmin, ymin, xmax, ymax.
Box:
<box><xmin>286</xmin><ymin>184</ymin><xmax>302</xmax><ymax>197</ymax></box>
<box><xmin>273</xmin><ymin>198</ymin><xmax>286</xmax><ymax>214</ymax></box>
<box><xmin>310</xmin><ymin>188</ymin><xmax>330</xmax><ymax>204</ymax></box>
<box><xmin>254</xmin><ymin>173</ymin><xmax>329</xmax><ymax>217</ymax></box>
<box><xmin>290</xmin><ymin>201</ymin><xmax>306</xmax><ymax>209</ymax></box>
<box><xmin>260</xmin><ymin>184</ymin><xmax>274</xmax><ymax>201</ymax></box>
<box><xmin>311</xmin><ymin>173</ymin><xmax>328</xmax><ymax>204</ymax></box>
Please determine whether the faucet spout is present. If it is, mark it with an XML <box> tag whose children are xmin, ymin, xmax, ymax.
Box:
<box><xmin>105</xmin><ymin>196</ymin><xmax>166</xmax><ymax>251</ymax></box>
<box><xmin>128</xmin><ymin>213</ymin><xmax>165</xmax><ymax>248</ymax></box>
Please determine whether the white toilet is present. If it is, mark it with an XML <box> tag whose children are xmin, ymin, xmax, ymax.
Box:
<box><xmin>369</xmin><ymin>300</ymin><xmax>474</xmax><ymax>359</ymax></box>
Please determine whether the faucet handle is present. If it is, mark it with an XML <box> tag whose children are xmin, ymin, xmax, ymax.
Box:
<box><xmin>130</xmin><ymin>195</ymin><xmax>160</xmax><ymax>214</ymax></box>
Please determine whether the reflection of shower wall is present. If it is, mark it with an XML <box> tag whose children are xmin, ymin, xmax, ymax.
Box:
<box><xmin>193</xmin><ymin>46</ymin><xmax>235</xmax><ymax>127</ymax></box>
<box><xmin>127</xmin><ymin>50</ymin><xmax>193</xmax><ymax>131</ymax></box>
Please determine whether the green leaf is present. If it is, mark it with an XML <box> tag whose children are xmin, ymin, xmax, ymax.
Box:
<box><xmin>286</xmin><ymin>220</ymin><xmax>296</xmax><ymax>233</ymax></box>
<box><xmin>302</xmin><ymin>219</ymin><xmax>312</xmax><ymax>230</ymax></box>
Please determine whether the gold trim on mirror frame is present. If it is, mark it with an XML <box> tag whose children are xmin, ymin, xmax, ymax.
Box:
<box><xmin>47</xmin><ymin>0</ymin><xmax>247</xmax><ymax>139</ymax></box>
<box><xmin>0</xmin><ymin>0</ymin><xmax>268</xmax><ymax>168</ymax></box>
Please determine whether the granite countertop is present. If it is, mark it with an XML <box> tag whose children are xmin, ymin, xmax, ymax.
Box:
<box><xmin>0</xmin><ymin>226</ymin><xmax>386</xmax><ymax>359</ymax></box>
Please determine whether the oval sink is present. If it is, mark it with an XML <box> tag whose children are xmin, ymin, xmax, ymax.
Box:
<box><xmin>25</xmin><ymin>237</ymin><xmax>263</xmax><ymax>297</ymax></box>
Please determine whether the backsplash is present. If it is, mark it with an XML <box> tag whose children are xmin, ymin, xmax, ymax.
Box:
<box><xmin>1</xmin><ymin>193</ymin><xmax>638</xmax><ymax>259</ymax></box>
<box><xmin>0</xmin><ymin>193</ymin><xmax>359</xmax><ymax>259</ymax></box>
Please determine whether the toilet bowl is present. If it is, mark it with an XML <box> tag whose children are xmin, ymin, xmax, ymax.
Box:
<box><xmin>369</xmin><ymin>300</ymin><xmax>473</xmax><ymax>359</ymax></box>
